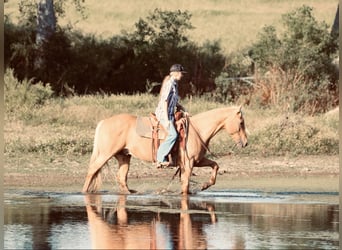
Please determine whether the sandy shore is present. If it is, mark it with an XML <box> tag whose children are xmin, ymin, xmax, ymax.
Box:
<box><xmin>4</xmin><ymin>154</ymin><xmax>339</xmax><ymax>194</ymax></box>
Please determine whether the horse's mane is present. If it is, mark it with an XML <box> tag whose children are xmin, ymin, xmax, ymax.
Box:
<box><xmin>192</xmin><ymin>106</ymin><xmax>241</xmax><ymax>120</ymax></box>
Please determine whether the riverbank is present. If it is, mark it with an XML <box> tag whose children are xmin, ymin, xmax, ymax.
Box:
<box><xmin>4</xmin><ymin>154</ymin><xmax>339</xmax><ymax>194</ymax></box>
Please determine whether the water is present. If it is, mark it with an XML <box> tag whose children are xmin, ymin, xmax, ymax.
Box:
<box><xmin>4</xmin><ymin>190</ymin><xmax>339</xmax><ymax>249</ymax></box>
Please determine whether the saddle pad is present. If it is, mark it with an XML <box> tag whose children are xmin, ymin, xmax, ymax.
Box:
<box><xmin>136</xmin><ymin>116</ymin><xmax>167</xmax><ymax>140</ymax></box>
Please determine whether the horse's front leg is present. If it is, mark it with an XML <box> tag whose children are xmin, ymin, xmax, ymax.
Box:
<box><xmin>195</xmin><ymin>157</ymin><xmax>219</xmax><ymax>191</ymax></box>
<box><xmin>180</xmin><ymin>158</ymin><xmax>194</xmax><ymax>195</ymax></box>
<box><xmin>115</xmin><ymin>154</ymin><xmax>131</xmax><ymax>194</ymax></box>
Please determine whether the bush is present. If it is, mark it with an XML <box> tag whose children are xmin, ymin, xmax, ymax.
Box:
<box><xmin>214</xmin><ymin>5</ymin><xmax>338</xmax><ymax>114</ymax></box>
<box><xmin>5</xmin><ymin>68</ymin><xmax>54</xmax><ymax>116</ymax></box>
<box><xmin>247</xmin><ymin>5</ymin><xmax>338</xmax><ymax>114</ymax></box>
<box><xmin>246</xmin><ymin>115</ymin><xmax>338</xmax><ymax>156</ymax></box>
<box><xmin>5</xmin><ymin>8</ymin><xmax>225</xmax><ymax>96</ymax></box>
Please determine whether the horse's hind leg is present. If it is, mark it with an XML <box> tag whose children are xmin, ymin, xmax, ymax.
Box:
<box><xmin>115</xmin><ymin>154</ymin><xmax>132</xmax><ymax>194</ymax></box>
<box><xmin>195</xmin><ymin>157</ymin><xmax>219</xmax><ymax>191</ymax></box>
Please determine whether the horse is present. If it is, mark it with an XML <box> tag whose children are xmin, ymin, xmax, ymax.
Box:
<box><xmin>82</xmin><ymin>105</ymin><xmax>248</xmax><ymax>194</ymax></box>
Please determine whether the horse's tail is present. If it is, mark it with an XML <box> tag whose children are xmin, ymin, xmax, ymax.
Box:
<box><xmin>83</xmin><ymin>120</ymin><xmax>104</xmax><ymax>193</ymax></box>
<box><xmin>86</xmin><ymin>171</ymin><xmax>102</xmax><ymax>193</ymax></box>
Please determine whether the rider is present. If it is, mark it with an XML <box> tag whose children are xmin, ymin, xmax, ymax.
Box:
<box><xmin>155</xmin><ymin>64</ymin><xmax>188</xmax><ymax>168</ymax></box>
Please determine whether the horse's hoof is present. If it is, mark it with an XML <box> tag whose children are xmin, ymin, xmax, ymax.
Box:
<box><xmin>181</xmin><ymin>191</ymin><xmax>192</xmax><ymax>195</ymax></box>
<box><xmin>201</xmin><ymin>182</ymin><xmax>212</xmax><ymax>191</ymax></box>
<box><xmin>157</xmin><ymin>188</ymin><xmax>169</xmax><ymax>194</ymax></box>
<box><xmin>119</xmin><ymin>189</ymin><xmax>131</xmax><ymax>195</ymax></box>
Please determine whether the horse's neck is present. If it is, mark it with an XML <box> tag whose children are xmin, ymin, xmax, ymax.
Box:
<box><xmin>191</xmin><ymin>108</ymin><xmax>230</xmax><ymax>143</ymax></box>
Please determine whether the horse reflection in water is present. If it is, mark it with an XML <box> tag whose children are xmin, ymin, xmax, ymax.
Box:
<box><xmin>84</xmin><ymin>195</ymin><xmax>216</xmax><ymax>249</ymax></box>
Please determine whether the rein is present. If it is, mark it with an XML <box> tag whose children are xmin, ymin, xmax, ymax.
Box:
<box><xmin>188</xmin><ymin>115</ymin><xmax>242</xmax><ymax>157</ymax></box>
<box><xmin>188</xmin><ymin>120</ymin><xmax>218</xmax><ymax>158</ymax></box>
<box><xmin>166</xmin><ymin>114</ymin><xmax>240</xmax><ymax>191</ymax></box>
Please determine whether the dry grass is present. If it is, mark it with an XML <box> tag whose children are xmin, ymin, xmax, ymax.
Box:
<box><xmin>4</xmin><ymin>66</ymin><xmax>338</xmax><ymax>159</ymax></box>
<box><xmin>5</xmin><ymin>0</ymin><xmax>338</xmax><ymax>54</ymax></box>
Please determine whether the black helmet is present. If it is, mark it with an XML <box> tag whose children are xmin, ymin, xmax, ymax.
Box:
<box><xmin>170</xmin><ymin>64</ymin><xmax>187</xmax><ymax>73</ymax></box>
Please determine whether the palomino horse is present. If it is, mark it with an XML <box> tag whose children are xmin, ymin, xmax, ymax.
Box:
<box><xmin>82</xmin><ymin>106</ymin><xmax>248</xmax><ymax>194</ymax></box>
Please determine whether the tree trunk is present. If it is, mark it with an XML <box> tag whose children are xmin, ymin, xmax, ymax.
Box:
<box><xmin>35</xmin><ymin>0</ymin><xmax>56</xmax><ymax>69</ymax></box>
<box><xmin>331</xmin><ymin>4</ymin><xmax>339</xmax><ymax>36</ymax></box>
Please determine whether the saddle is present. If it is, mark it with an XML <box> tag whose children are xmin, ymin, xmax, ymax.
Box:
<box><xmin>136</xmin><ymin>114</ymin><xmax>167</xmax><ymax>140</ymax></box>
<box><xmin>136</xmin><ymin>112</ymin><xmax>187</xmax><ymax>163</ymax></box>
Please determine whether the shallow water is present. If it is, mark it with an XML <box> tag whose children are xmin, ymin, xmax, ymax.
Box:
<box><xmin>4</xmin><ymin>190</ymin><xmax>339</xmax><ymax>249</ymax></box>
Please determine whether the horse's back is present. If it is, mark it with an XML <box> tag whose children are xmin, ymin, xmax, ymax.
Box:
<box><xmin>94</xmin><ymin>113</ymin><xmax>137</xmax><ymax>142</ymax></box>
<box><xmin>99</xmin><ymin>113</ymin><xmax>137</xmax><ymax>127</ymax></box>
<box><xmin>104</xmin><ymin>113</ymin><xmax>137</xmax><ymax>121</ymax></box>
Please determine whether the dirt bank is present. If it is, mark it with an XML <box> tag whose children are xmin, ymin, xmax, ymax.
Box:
<box><xmin>4</xmin><ymin>154</ymin><xmax>339</xmax><ymax>193</ymax></box>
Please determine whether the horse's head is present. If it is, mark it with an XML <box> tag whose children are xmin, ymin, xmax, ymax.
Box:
<box><xmin>225</xmin><ymin>106</ymin><xmax>248</xmax><ymax>148</ymax></box>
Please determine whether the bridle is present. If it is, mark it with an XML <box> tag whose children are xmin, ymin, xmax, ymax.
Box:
<box><xmin>187</xmin><ymin>115</ymin><xmax>245</xmax><ymax>157</ymax></box>
<box><xmin>168</xmin><ymin>114</ymin><xmax>243</xmax><ymax>187</ymax></box>
<box><xmin>188</xmin><ymin>119</ymin><xmax>218</xmax><ymax>158</ymax></box>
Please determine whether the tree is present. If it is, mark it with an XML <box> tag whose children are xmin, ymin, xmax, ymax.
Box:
<box><xmin>35</xmin><ymin>0</ymin><xmax>56</xmax><ymax>69</ymax></box>
<box><xmin>126</xmin><ymin>8</ymin><xmax>224</xmax><ymax>95</ymax></box>
<box><xmin>331</xmin><ymin>4</ymin><xmax>339</xmax><ymax>37</ymax></box>
<box><xmin>248</xmin><ymin>5</ymin><xmax>338</xmax><ymax>113</ymax></box>
<box><xmin>6</xmin><ymin>6</ymin><xmax>225</xmax><ymax>95</ymax></box>
<box><xmin>128</xmin><ymin>8</ymin><xmax>194</xmax><ymax>81</ymax></box>
<box><xmin>13</xmin><ymin>0</ymin><xmax>86</xmax><ymax>75</ymax></box>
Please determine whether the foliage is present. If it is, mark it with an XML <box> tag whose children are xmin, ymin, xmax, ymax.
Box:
<box><xmin>4</xmin><ymin>19</ymin><xmax>36</xmax><ymax>78</ymax></box>
<box><xmin>247</xmin><ymin>5</ymin><xmax>338</xmax><ymax>114</ymax></box>
<box><xmin>250</xmin><ymin>6</ymin><xmax>338</xmax><ymax>77</ymax></box>
<box><xmin>120</xmin><ymin>8</ymin><xmax>196</xmax><ymax>94</ymax></box>
<box><xmin>4</xmin><ymin>73</ymin><xmax>338</xmax><ymax>157</ymax></box>
<box><xmin>210</xmin><ymin>5</ymin><xmax>338</xmax><ymax>114</ymax></box>
<box><xmin>4</xmin><ymin>68</ymin><xmax>54</xmax><ymax>117</ymax></box>
<box><xmin>4</xmin><ymin>3</ymin><xmax>338</xmax><ymax>114</ymax></box>
<box><xmin>130</xmin><ymin>8</ymin><xmax>193</xmax><ymax>48</ymax></box>
<box><xmin>17</xmin><ymin>0</ymin><xmax>87</xmax><ymax>27</ymax></box>
<box><xmin>120</xmin><ymin>8</ymin><xmax>225</xmax><ymax>95</ymax></box>
<box><xmin>246</xmin><ymin>115</ymin><xmax>338</xmax><ymax>156</ymax></box>
<box><xmin>5</xmin><ymin>7</ymin><xmax>224</xmax><ymax>96</ymax></box>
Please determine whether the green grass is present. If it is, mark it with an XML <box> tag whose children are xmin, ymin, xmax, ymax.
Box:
<box><xmin>5</xmin><ymin>0</ymin><xmax>338</xmax><ymax>54</ymax></box>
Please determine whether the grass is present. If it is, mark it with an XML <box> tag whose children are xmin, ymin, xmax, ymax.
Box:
<box><xmin>3</xmin><ymin>2</ymin><xmax>339</xmax><ymax>177</ymax></box>
<box><xmin>4</xmin><ymin>68</ymin><xmax>338</xmax><ymax>160</ymax></box>
<box><xmin>4</xmin><ymin>94</ymin><xmax>339</xmax><ymax>159</ymax></box>
<box><xmin>4</xmin><ymin>72</ymin><xmax>338</xmax><ymax>189</ymax></box>
<box><xmin>4</xmin><ymin>0</ymin><xmax>338</xmax><ymax>54</ymax></box>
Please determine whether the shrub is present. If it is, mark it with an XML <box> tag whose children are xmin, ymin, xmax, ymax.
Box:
<box><xmin>5</xmin><ymin>68</ymin><xmax>54</xmax><ymax>116</ymax></box>
<box><xmin>5</xmin><ymin>8</ymin><xmax>225</xmax><ymax>96</ymax></box>
<box><xmin>246</xmin><ymin>115</ymin><xmax>339</xmax><ymax>156</ymax></box>
<box><xmin>247</xmin><ymin>5</ymin><xmax>338</xmax><ymax>114</ymax></box>
<box><xmin>214</xmin><ymin>5</ymin><xmax>338</xmax><ymax>114</ymax></box>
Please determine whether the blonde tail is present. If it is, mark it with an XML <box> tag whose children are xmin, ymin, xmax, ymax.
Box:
<box><xmin>82</xmin><ymin>121</ymin><xmax>104</xmax><ymax>193</ymax></box>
